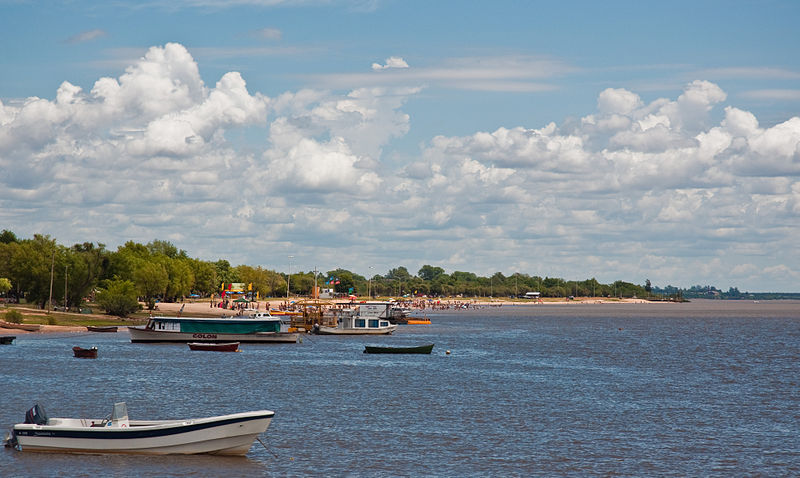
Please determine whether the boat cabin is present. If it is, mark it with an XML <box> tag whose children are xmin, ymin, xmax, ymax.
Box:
<box><xmin>337</xmin><ymin>312</ymin><xmax>393</xmax><ymax>330</ymax></box>
<box><xmin>145</xmin><ymin>316</ymin><xmax>282</xmax><ymax>334</ymax></box>
<box><xmin>331</xmin><ymin>305</ymin><xmax>392</xmax><ymax>330</ymax></box>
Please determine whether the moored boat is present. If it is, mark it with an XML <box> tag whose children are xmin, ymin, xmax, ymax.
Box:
<box><xmin>129</xmin><ymin>313</ymin><xmax>298</xmax><ymax>344</ymax></box>
<box><xmin>188</xmin><ymin>342</ymin><xmax>240</xmax><ymax>352</ymax></box>
<box><xmin>72</xmin><ymin>346</ymin><xmax>98</xmax><ymax>358</ymax></box>
<box><xmin>4</xmin><ymin>402</ymin><xmax>274</xmax><ymax>455</ymax></box>
<box><xmin>87</xmin><ymin>326</ymin><xmax>118</xmax><ymax>332</ymax></box>
<box><xmin>406</xmin><ymin>318</ymin><xmax>432</xmax><ymax>325</ymax></box>
<box><xmin>314</xmin><ymin>303</ymin><xmax>398</xmax><ymax>335</ymax></box>
<box><xmin>363</xmin><ymin>343</ymin><xmax>434</xmax><ymax>354</ymax></box>
<box><xmin>0</xmin><ymin>321</ymin><xmax>41</xmax><ymax>332</ymax></box>
<box><xmin>0</xmin><ymin>336</ymin><xmax>15</xmax><ymax>345</ymax></box>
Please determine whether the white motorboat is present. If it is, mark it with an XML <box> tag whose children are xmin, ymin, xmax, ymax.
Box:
<box><xmin>314</xmin><ymin>303</ymin><xmax>398</xmax><ymax>335</ymax></box>
<box><xmin>5</xmin><ymin>403</ymin><xmax>274</xmax><ymax>455</ymax></box>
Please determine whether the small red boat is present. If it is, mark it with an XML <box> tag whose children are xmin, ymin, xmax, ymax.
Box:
<box><xmin>72</xmin><ymin>346</ymin><xmax>98</xmax><ymax>358</ymax></box>
<box><xmin>187</xmin><ymin>342</ymin><xmax>240</xmax><ymax>352</ymax></box>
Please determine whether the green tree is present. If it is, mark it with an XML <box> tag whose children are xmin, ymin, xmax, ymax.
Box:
<box><xmin>133</xmin><ymin>261</ymin><xmax>169</xmax><ymax>309</ymax></box>
<box><xmin>165</xmin><ymin>258</ymin><xmax>194</xmax><ymax>300</ymax></box>
<box><xmin>0</xmin><ymin>229</ymin><xmax>18</xmax><ymax>244</ymax></box>
<box><xmin>96</xmin><ymin>278</ymin><xmax>141</xmax><ymax>317</ymax></box>
<box><xmin>418</xmin><ymin>265</ymin><xmax>445</xmax><ymax>281</ymax></box>
<box><xmin>8</xmin><ymin>235</ymin><xmax>58</xmax><ymax>308</ymax></box>
<box><xmin>291</xmin><ymin>271</ymin><xmax>316</xmax><ymax>296</ymax></box>
<box><xmin>147</xmin><ymin>239</ymin><xmax>184</xmax><ymax>259</ymax></box>
<box><xmin>188</xmin><ymin>259</ymin><xmax>218</xmax><ymax>296</ymax></box>
<box><xmin>215</xmin><ymin>260</ymin><xmax>239</xmax><ymax>289</ymax></box>
<box><xmin>65</xmin><ymin>242</ymin><xmax>110</xmax><ymax>309</ymax></box>
<box><xmin>327</xmin><ymin>269</ymin><xmax>356</xmax><ymax>295</ymax></box>
<box><xmin>0</xmin><ymin>277</ymin><xmax>11</xmax><ymax>295</ymax></box>
<box><xmin>106</xmin><ymin>241</ymin><xmax>149</xmax><ymax>281</ymax></box>
<box><xmin>236</xmin><ymin>265</ymin><xmax>274</xmax><ymax>298</ymax></box>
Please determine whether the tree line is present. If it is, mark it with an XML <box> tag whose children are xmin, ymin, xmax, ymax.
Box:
<box><xmin>0</xmin><ymin>230</ymin><xmax>653</xmax><ymax>314</ymax></box>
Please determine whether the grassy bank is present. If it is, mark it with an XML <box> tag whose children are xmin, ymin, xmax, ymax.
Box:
<box><xmin>1</xmin><ymin>304</ymin><xmax>147</xmax><ymax>327</ymax></box>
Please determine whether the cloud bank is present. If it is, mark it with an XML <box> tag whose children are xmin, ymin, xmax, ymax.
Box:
<box><xmin>1</xmin><ymin>44</ymin><xmax>798</xmax><ymax>290</ymax></box>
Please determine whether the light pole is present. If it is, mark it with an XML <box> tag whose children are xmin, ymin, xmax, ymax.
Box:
<box><xmin>286</xmin><ymin>255</ymin><xmax>294</xmax><ymax>299</ymax></box>
<box><xmin>368</xmin><ymin>266</ymin><xmax>374</xmax><ymax>298</ymax></box>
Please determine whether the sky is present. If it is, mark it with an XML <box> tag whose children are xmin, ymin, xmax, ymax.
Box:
<box><xmin>1</xmin><ymin>0</ymin><xmax>799</xmax><ymax>292</ymax></box>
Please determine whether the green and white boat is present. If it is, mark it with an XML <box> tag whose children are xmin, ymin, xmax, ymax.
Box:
<box><xmin>129</xmin><ymin>311</ymin><xmax>299</xmax><ymax>344</ymax></box>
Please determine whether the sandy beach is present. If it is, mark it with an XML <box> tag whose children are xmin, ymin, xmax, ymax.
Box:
<box><xmin>0</xmin><ymin>297</ymin><xmax>660</xmax><ymax>336</ymax></box>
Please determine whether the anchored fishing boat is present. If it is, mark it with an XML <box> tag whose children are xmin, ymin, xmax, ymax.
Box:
<box><xmin>129</xmin><ymin>312</ymin><xmax>298</xmax><ymax>344</ymax></box>
<box><xmin>363</xmin><ymin>343</ymin><xmax>434</xmax><ymax>354</ymax></box>
<box><xmin>72</xmin><ymin>346</ymin><xmax>98</xmax><ymax>359</ymax></box>
<box><xmin>4</xmin><ymin>403</ymin><xmax>274</xmax><ymax>455</ymax></box>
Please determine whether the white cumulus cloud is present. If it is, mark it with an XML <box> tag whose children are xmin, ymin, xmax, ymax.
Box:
<box><xmin>372</xmin><ymin>57</ymin><xmax>409</xmax><ymax>70</ymax></box>
<box><xmin>2</xmin><ymin>46</ymin><xmax>799</xmax><ymax>292</ymax></box>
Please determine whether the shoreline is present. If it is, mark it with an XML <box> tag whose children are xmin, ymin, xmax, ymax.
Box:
<box><xmin>0</xmin><ymin>297</ymin><xmax>670</xmax><ymax>335</ymax></box>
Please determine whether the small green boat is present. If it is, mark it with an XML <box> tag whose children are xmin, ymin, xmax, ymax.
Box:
<box><xmin>363</xmin><ymin>343</ymin><xmax>434</xmax><ymax>354</ymax></box>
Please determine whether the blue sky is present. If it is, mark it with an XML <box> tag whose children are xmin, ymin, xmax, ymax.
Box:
<box><xmin>1</xmin><ymin>0</ymin><xmax>799</xmax><ymax>291</ymax></box>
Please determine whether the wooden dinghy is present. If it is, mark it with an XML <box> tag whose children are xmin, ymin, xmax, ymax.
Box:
<box><xmin>0</xmin><ymin>321</ymin><xmax>41</xmax><ymax>332</ymax></box>
<box><xmin>72</xmin><ymin>346</ymin><xmax>98</xmax><ymax>359</ymax></box>
<box><xmin>363</xmin><ymin>343</ymin><xmax>434</xmax><ymax>354</ymax></box>
<box><xmin>188</xmin><ymin>342</ymin><xmax>240</xmax><ymax>352</ymax></box>
<box><xmin>87</xmin><ymin>326</ymin><xmax>118</xmax><ymax>332</ymax></box>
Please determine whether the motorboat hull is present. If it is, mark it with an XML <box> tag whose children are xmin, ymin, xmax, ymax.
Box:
<box><xmin>129</xmin><ymin>326</ymin><xmax>298</xmax><ymax>343</ymax></box>
<box><xmin>11</xmin><ymin>410</ymin><xmax>274</xmax><ymax>455</ymax></box>
<box><xmin>314</xmin><ymin>325</ymin><xmax>397</xmax><ymax>335</ymax></box>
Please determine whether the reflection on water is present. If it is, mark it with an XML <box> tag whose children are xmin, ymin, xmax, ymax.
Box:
<box><xmin>2</xmin><ymin>300</ymin><xmax>799</xmax><ymax>476</ymax></box>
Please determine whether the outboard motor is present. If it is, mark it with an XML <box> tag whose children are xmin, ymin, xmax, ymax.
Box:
<box><xmin>24</xmin><ymin>404</ymin><xmax>48</xmax><ymax>425</ymax></box>
<box><xmin>3</xmin><ymin>429</ymin><xmax>18</xmax><ymax>449</ymax></box>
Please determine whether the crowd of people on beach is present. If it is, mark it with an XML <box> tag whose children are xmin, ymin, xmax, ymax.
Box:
<box><xmin>203</xmin><ymin>297</ymin><xmax>506</xmax><ymax>314</ymax></box>
<box><xmin>399</xmin><ymin>299</ymin><xmax>504</xmax><ymax>310</ymax></box>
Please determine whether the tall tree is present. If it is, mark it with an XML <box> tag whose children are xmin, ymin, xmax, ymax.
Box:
<box><xmin>418</xmin><ymin>265</ymin><xmax>445</xmax><ymax>281</ymax></box>
<box><xmin>8</xmin><ymin>235</ymin><xmax>58</xmax><ymax>308</ymax></box>
<box><xmin>133</xmin><ymin>261</ymin><xmax>169</xmax><ymax>309</ymax></box>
